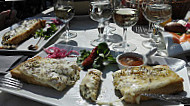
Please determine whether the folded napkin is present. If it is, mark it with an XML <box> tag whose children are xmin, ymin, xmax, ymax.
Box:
<box><xmin>0</xmin><ymin>55</ymin><xmax>28</xmax><ymax>73</ymax></box>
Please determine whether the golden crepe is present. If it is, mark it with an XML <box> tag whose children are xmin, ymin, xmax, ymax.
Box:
<box><xmin>10</xmin><ymin>56</ymin><xmax>81</xmax><ymax>91</ymax></box>
<box><xmin>112</xmin><ymin>65</ymin><xmax>184</xmax><ymax>104</ymax></box>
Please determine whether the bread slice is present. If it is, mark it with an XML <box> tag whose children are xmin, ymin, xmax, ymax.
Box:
<box><xmin>80</xmin><ymin>69</ymin><xmax>102</xmax><ymax>101</ymax></box>
<box><xmin>10</xmin><ymin>56</ymin><xmax>81</xmax><ymax>91</ymax></box>
<box><xmin>112</xmin><ymin>65</ymin><xmax>184</xmax><ymax>104</ymax></box>
<box><xmin>2</xmin><ymin>19</ymin><xmax>46</xmax><ymax>45</ymax></box>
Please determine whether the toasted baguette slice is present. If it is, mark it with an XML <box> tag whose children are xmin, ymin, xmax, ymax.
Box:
<box><xmin>10</xmin><ymin>56</ymin><xmax>81</xmax><ymax>91</ymax></box>
<box><xmin>80</xmin><ymin>69</ymin><xmax>102</xmax><ymax>101</ymax></box>
<box><xmin>112</xmin><ymin>65</ymin><xmax>184</xmax><ymax>104</ymax></box>
<box><xmin>2</xmin><ymin>19</ymin><xmax>46</xmax><ymax>45</ymax></box>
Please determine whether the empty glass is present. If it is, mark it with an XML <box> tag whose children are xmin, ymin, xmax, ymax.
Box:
<box><xmin>89</xmin><ymin>0</ymin><xmax>113</xmax><ymax>46</ymax></box>
<box><xmin>141</xmin><ymin>0</ymin><xmax>172</xmax><ymax>51</ymax></box>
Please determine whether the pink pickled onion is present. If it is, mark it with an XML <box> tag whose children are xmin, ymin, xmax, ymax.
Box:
<box><xmin>44</xmin><ymin>47</ymin><xmax>79</xmax><ymax>59</ymax></box>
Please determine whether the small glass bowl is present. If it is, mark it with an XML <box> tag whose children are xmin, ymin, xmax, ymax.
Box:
<box><xmin>116</xmin><ymin>52</ymin><xmax>147</xmax><ymax>69</ymax></box>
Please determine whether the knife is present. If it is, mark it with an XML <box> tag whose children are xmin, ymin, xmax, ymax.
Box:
<box><xmin>141</xmin><ymin>93</ymin><xmax>190</xmax><ymax>104</ymax></box>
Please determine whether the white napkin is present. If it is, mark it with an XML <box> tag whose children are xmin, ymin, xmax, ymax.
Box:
<box><xmin>0</xmin><ymin>55</ymin><xmax>28</xmax><ymax>73</ymax></box>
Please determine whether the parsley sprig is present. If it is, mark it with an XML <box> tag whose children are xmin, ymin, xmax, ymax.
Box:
<box><xmin>34</xmin><ymin>23</ymin><xmax>58</xmax><ymax>40</ymax></box>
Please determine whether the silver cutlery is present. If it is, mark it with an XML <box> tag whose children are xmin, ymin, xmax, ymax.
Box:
<box><xmin>142</xmin><ymin>93</ymin><xmax>190</xmax><ymax>104</ymax></box>
<box><xmin>0</xmin><ymin>77</ymin><xmax>23</xmax><ymax>90</ymax></box>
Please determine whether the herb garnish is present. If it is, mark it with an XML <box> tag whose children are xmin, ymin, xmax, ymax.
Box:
<box><xmin>77</xmin><ymin>43</ymin><xmax>116</xmax><ymax>70</ymax></box>
<box><xmin>34</xmin><ymin>23</ymin><xmax>58</xmax><ymax>40</ymax></box>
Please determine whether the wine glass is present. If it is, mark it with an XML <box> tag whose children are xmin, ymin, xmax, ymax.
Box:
<box><xmin>139</xmin><ymin>22</ymin><xmax>153</xmax><ymax>38</ymax></box>
<box><xmin>104</xmin><ymin>0</ymin><xmax>116</xmax><ymax>42</ymax></box>
<box><xmin>141</xmin><ymin>0</ymin><xmax>172</xmax><ymax>51</ymax></box>
<box><xmin>104</xmin><ymin>20</ymin><xmax>116</xmax><ymax>42</ymax></box>
<box><xmin>54</xmin><ymin>0</ymin><xmax>77</xmax><ymax>41</ymax></box>
<box><xmin>89</xmin><ymin>0</ymin><xmax>113</xmax><ymax>46</ymax></box>
<box><xmin>112</xmin><ymin>0</ymin><xmax>139</xmax><ymax>52</ymax></box>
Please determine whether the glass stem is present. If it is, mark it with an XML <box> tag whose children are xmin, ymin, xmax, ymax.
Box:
<box><xmin>153</xmin><ymin>23</ymin><xmax>160</xmax><ymax>43</ymax></box>
<box><xmin>65</xmin><ymin>22</ymin><xmax>70</xmax><ymax>40</ymax></box>
<box><xmin>148</xmin><ymin>22</ymin><xmax>152</xmax><ymax>34</ymax></box>
<box><xmin>149</xmin><ymin>22</ymin><xmax>154</xmax><ymax>41</ymax></box>
<box><xmin>98</xmin><ymin>22</ymin><xmax>105</xmax><ymax>42</ymax></box>
<box><xmin>123</xmin><ymin>27</ymin><xmax>127</xmax><ymax>49</ymax></box>
<box><xmin>105</xmin><ymin>21</ymin><xmax>109</xmax><ymax>40</ymax></box>
<box><xmin>151</xmin><ymin>23</ymin><xmax>157</xmax><ymax>42</ymax></box>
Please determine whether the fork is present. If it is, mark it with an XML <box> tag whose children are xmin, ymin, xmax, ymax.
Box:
<box><xmin>0</xmin><ymin>77</ymin><xmax>23</xmax><ymax>90</ymax></box>
<box><xmin>142</xmin><ymin>93</ymin><xmax>190</xmax><ymax>104</ymax></box>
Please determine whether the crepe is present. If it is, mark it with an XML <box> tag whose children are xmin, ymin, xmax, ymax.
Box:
<box><xmin>10</xmin><ymin>56</ymin><xmax>81</xmax><ymax>91</ymax></box>
<box><xmin>2</xmin><ymin>19</ymin><xmax>46</xmax><ymax>45</ymax></box>
<box><xmin>112</xmin><ymin>65</ymin><xmax>184</xmax><ymax>104</ymax></box>
<box><xmin>80</xmin><ymin>69</ymin><xmax>102</xmax><ymax>101</ymax></box>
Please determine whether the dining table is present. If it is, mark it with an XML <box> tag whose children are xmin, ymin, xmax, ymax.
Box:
<box><xmin>0</xmin><ymin>7</ymin><xmax>190</xmax><ymax>106</ymax></box>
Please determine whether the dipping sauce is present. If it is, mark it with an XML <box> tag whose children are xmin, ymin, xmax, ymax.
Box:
<box><xmin>119</xmin><ymin>56</ymin><xmax>143</xmax><ymax>66</ymax></box>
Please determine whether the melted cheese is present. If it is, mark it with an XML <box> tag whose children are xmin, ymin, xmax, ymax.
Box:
<box><xmin>19</xmin><ymin>58</ymin><xmax>81</xmax><ymax>91</ymax></box>
<box><xmin>112</xmin><ymin>65</ymin><xmax>183</xmax><ymax>104</ymax></box>
<box><xmin>80</xmin><ymin>69</ymin><xmax>102</xmax><ymax>101</ymax></box>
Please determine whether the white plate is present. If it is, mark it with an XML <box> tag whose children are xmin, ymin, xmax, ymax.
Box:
<box><xmin>0</xmin><ymin>17</ymin><xmax>65</xmax><ymax>55</ymax></box>
<box><xmin>0</xmin><ymin>44</ymin><xmax>190</xmax><ymax>106</ymax></box>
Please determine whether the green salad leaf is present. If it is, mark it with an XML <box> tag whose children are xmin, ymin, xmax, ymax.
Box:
<box><xmin>76</xmin><ymin>49</ymin><xmax>91</xmax><ymax>66</ymax></box>
<box><xmin>77</xmin><ymin>42</ymin><xmax>116</xmax><ymax>70</ymax></box>
<box><xmin>34</xmin><ymin>23</ymin><xmax>58</xmax><ymax>40</ymax></box>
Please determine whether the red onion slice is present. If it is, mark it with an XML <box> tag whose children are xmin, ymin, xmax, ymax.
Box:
<box><xmin>44</xmin><ymin>47</ymin><xmax>79</xmax><ymax>59</ymax></box>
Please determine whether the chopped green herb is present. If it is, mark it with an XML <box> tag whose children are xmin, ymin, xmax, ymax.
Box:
<box><xmin>34</xmin><ymin>23</ymin><xmax>58</xmax><ymax>40</ymax></box>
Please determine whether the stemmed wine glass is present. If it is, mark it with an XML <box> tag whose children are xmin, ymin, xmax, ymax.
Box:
<box><xmin>54</xmin><ymin>0</ymin><xmax>77</xmax><ymax>41</ymax></box>
<box><xmin>89</xmin><ymin>0</ymin><xmax>113</xmax><ymax>46</ymax></box>
<box><xmin>141</xmin><ymin>0</ymin><xmax>172</xmax><ymax>51</ymax></box>
<box><xmin>112</xmin><ymin>0</ymin><xmax>139</xmax><ymax>52</ymax></box>
<box><xmin>140</xmin><ymin>22</ymin><xmax>153</xmax><ymax>38</ymax></box>
<box><xmin>104</xmin><ymin>0</ymin><xmax>116</xmax><ymax>42</ymax></box>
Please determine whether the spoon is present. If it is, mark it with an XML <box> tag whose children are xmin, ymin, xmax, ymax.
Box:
<box><xmin>145</xmin><ymin>47</ymin><xmax>157</xmax><ymax>58</ymax></box>
<box><xmin>28</xmin><ymin>36</ymin><xmax>43</xmax><ymax>50</ymax></box>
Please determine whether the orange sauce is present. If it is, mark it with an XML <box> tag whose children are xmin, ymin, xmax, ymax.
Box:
<box><xmin>119</xmin><ymin>56</ymin><xmax>143</xmax><ymax>66</ymax></box>
<box><xmin>170</xmin><ymin>32</ymin><xmax>190</xmax><ymax>44</ymax></box>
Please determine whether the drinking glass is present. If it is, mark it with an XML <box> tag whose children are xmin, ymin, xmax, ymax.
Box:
<box><xmin>141</xmin><ymin>0</ymin><xmax>172</xmax><ymax>50</ymax></box>
<box><xmin>89</xmin><ymin>0</ymin><xmax>113</xmax><ymax>46</ymax></box>
<box><xmin>140</xmin><ymin>22</ymin><xmax>153</xmax><ymax>38</ymax></box>
<box><xmin>104</xmin><ymin>0</ymin><xmax>116</xmax><ymax>42</ymax></box>
<box><xmin>112</xmin><ymin>0</ymin><xmax>139</xmax><ymax>52</ymax></box>
<box><xmin>54</xmin><ymin>0</ymin><xmax>77</xmax><ymax>41</ymax></box>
